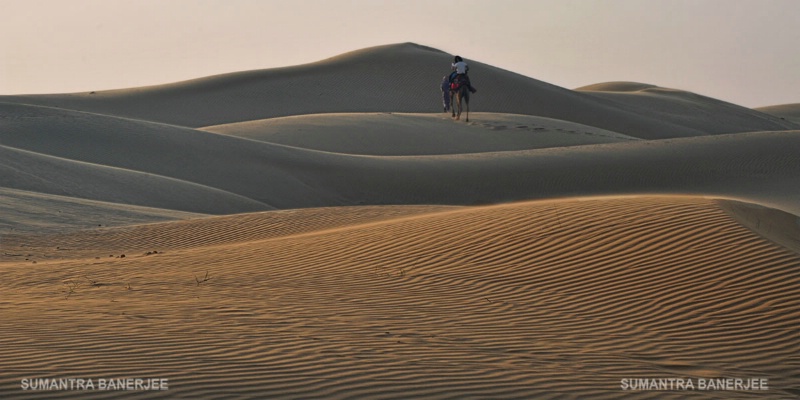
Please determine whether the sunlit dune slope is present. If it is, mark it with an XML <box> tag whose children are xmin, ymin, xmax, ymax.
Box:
<box><xmin>1</xmin><ymin>196</ymin><xmax>799</xmax><ymax>399</ymax></box>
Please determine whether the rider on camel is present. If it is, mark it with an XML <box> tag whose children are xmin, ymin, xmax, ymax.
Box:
<box><xmin>449</xmin><ymin>56</ymin><xmax>477</xmax><ymax>94</ymax></box>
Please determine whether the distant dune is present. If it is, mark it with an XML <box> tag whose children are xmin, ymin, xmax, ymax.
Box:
<box><xmin>575</xmin><ymin>81</ymin><xmax>798</xmax><ymax>138</ymax></box>
<box><xmin>1</xmin><ymin>42</ymin><xmax>799</xmax><ymax>399</ymax></box>
<box><xmin>575</xmin><ymin>81</ymin><xmax>659</xmax><ymax>92</ymax></box>
<box><xmin>756</xmin><ymin>103</ymin><xmax>800</xmax><ymax>124</ymax></box>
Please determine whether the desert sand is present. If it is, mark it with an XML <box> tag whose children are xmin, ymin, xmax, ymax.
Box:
<box><xmin>756</xmin><ymin>103</ymin><xmax>800</xmax><ymax>125</ymax></box>
<box><xmin>1</xmin><ymin>43</ymin><xmax>799</xmax><ymax>399</ymax></box>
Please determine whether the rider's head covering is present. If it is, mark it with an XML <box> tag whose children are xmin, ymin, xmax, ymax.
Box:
<box><xmin>454</xmin><ymin>56</ymin><xmax>463</xmax><ymax>63</ymax></box>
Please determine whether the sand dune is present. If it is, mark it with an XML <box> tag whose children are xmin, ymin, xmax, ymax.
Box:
<box><xmin>756</xmin><ymin>103</ymin><xmax>800</xmax><ymax>124</ymax></box>
<box><xmin>2</xmin><ymin>196</ymin><xmax>799</xmax><ymax>399</ymax></box>
<box><xmin>1</xmin><ymin>42</ymin><xmax>799</xmax><ymax>399</ymax></box>
<box><xmin>0</xmin><ymin>187</ymin><xmax>206</xmax><ymax>234</ymax></box>
<box><xmin>0</xmin><ymin>143</ymin><xmax>267</xmax><ymax>215</ymax></box>
<box><xmin>202</xmin><ymin>112</ymin><xmax>638</xmax><ymax>155</ymax></box>
<box><xmin>2</xmin><ymin>204</ymin><xmax>458</xmax><ymax>262</ymax></box>
<box><xmin>2</xmin><ymin>102</ymin><xmax>799</xmax><ymax>218</ymax></box>
<box><xmin>575</xmin><ymin>81</ymin><xmax>659</xmax><ymax>92</ymax></box>
<box><xmin>0</xmin><ymin>102</ymin><xmax>340</xmax><ymax>211</ymax></box>
<box><xmin>721</xmin><ymin>200</ymin><xmax>800</xmax><ymax>255</ymax></box>
<box><xmin>575</xmin><ymin>81</ymin><xmax>799</xmax><ymax>138</ymax></box>
<box><xmin>2</xmin><ymin>43</ymin><xmax>796</xmax><ymax>138</ymax></box>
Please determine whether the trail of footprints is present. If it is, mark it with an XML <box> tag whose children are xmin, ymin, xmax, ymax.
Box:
<box><xmin>469</xmin><ymin>120</ymin><xmax>636</xmax><ymax>141</ymax></box>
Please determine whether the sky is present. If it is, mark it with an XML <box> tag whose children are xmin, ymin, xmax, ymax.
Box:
<box><xmin>1</xmin><ymin>0</ymin><xmax>798</xmax><ymax>107</ymax></box>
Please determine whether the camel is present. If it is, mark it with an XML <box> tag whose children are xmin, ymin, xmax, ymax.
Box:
<box><xmin>450</xmin><ymin>77</ymin><xmax>470</xmax><ymax>122</ymax></box>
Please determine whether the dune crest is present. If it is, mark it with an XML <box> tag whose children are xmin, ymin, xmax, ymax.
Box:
<box><xmin>575</xmin><ymin>81</ymin><xmax>658</xmax><ymax>92</ymax></box>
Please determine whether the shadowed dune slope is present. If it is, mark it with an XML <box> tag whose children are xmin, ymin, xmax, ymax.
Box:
<box><xmin>575</xmin><ymin>81</ymin><xmax>799</xmax><ymax>137</ymax></box>
<box><xmin>0</xmin><ymin>102</ymin><xmax>342</xmax><ymax>210</ymax></box>
<box><xmin>0</xmin><ymin>187</ymin><xmax>207</xmax><ymax>234</ymax></box>
<box><xmin>720</xmin><ymin>200</ymin><xmax>800</xmax><ymax>255</ymax></box>
<box><xmin>330</xmin><ymin>130</ymin><xmax>800</xmax><ymax>216</ymax></box>
<box><xmin>201</xmin><ymin>112</ymin><xmax>638</xmax><ymax>155</ymax></box>
<box><xmin>1</xmin><ymin>101</ymin><xmax>799</xmax><ymax>214</ymax></box>
<box><xmin>1</xmin><ymin>196</ymin><xmax>799</xmax><ymax>399</ymax></box>
<box><xmin>2</xmin><ymin>43</ymin><xmax>796</xmax><ymax>138</ymax></box>
<box><xmin>0</xmin><ymin>144</ymin><xmax>268</xmax><ymax>214</ymax></box>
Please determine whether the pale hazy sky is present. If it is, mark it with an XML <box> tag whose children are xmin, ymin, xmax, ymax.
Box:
<box><xmin>2</xmin><ymin>0</ymin><xmax>798</xmax><ymax>107</ymax></box>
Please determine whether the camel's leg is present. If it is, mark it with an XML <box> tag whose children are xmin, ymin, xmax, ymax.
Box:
<box><xmin>450</xmin><ymin>92</ymin><xmax>456</xmax><ymax>118</ymax></box>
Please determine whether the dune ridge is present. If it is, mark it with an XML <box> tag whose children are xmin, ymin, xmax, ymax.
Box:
<box><xmin>1</xmin><ymin>204</ymin><xmax>459</xmax><ymax>262</ymax></box>
<box><xmin>2</xmin><ymin>196</ymin><xmax>799</xmax><ymax>399</ymax></box>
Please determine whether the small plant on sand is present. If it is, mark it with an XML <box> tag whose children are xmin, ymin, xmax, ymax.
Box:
<box><xmin>195</xmin><ymin>271</ymin><xmax>212</xmax><ymax>286</ymax></box>
<box><xmin>63</xmin><ymin>279</ymin><xmax>82</xmax><ymax>299</ymax></box>
<box><xmin>62</xmin><ymin>274</ymin><xmax>108</xmax><ymax>299</ymax></box>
